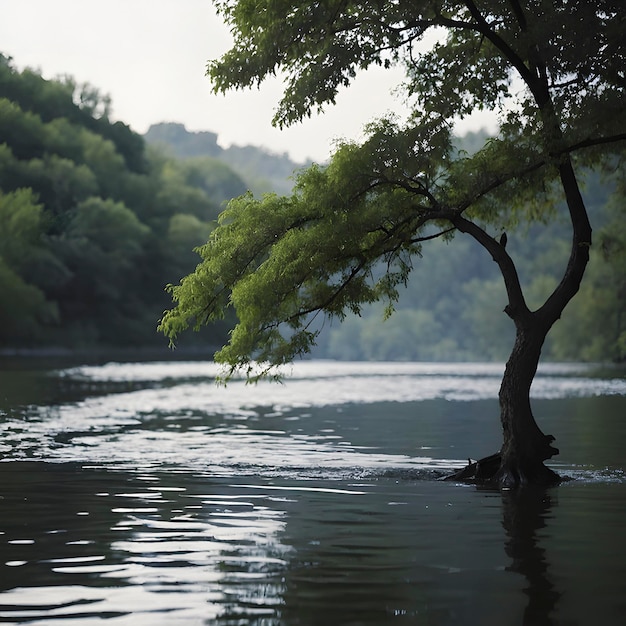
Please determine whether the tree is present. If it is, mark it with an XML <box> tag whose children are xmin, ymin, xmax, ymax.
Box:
<box><xmin>159</xmin><ymin>0</ymin><xmax>626</xmax><ymax>486</ymax></box>
<box><xmin>0</xmin><ymin>57</ymin><xmax>253</xmax><ymax>349</ymax></box>
<box><xmin>0</xmin><ymin>189</ymin><xmax>58</xmax><ymax>342</ymax></box>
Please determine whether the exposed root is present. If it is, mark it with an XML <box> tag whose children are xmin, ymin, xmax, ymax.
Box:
<box><xmin>444</xmin><ymin>452</ymin><xmax>562</xmax><ymax>487</ymax></box>
<box><xmin>444</xmin><ymin>452</ymin><xmax>501</xmax><ymax>483</ymax></box>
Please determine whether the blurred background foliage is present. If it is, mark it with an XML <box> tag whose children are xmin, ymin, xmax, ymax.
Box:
<box><xmin>0</xmin><ymin>54</ymin><xmax>246</xmax><ymax>350</ymax></box>
<box><xmin>0</xmin><ymin>53</ymin><xmax>624</xmax><ymax>361</ymax></box>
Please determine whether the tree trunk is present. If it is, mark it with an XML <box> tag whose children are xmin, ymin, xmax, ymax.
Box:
<box><xmin>451</xmin><ymin>155</ymin><xmax>591</xmax><ymax>486</ymax></box>
<box><xmin>493</xmin><ymin>322</ymin><xmax>560</xmax><ymax>486</ymax></box>
<box><xmin>447</xmin><ymin>320</ymin><xmax>561</xmax><ymax>486</ymax></box>
<box><xmin>492</xmin><ymin>160</ymin><xmax>591</xmax><ymax>486</ymax></box>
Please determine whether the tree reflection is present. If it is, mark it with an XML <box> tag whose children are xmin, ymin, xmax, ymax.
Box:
<box><xmin>501</xmin><ymin>487</ymin><xmax>561</xmax><ymax>625</ymax></box>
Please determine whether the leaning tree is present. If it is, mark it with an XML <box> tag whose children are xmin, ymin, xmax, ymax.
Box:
<box><xmin>160</xmin><ymin>0</ymin><xmax>626</xmax><ymax>486</ymax></box>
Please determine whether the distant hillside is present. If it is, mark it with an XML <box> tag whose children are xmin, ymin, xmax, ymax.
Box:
<box><xmin>144</xmin><ymin>122</ymin><xmax>309</xmax><ymax>196</ymax></box>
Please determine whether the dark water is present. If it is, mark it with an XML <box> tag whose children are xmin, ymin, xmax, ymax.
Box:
<box><xmin>1</xmin><ymin>360</ymin><xmax>625</xmax><ymax>625</ymax></box>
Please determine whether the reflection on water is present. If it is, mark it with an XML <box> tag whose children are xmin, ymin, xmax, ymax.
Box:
<box><xmin>501</xmin><ymin>488</ymin><xmax>560</xmax><ymax>625</ymax></box>
<box><xmin>0</xmin><ymin>359</ymin><xmax>625</xmax><ymax>624</ymax></box>
<box><xmin>0</xmin><ymin>463</ymin><xmax>291</xmax><ymax>624</ymax></box>
<box><xmin>57</xmin><ymin>359</ymin><xmax>626</xmax><ymax>404</ymax></box>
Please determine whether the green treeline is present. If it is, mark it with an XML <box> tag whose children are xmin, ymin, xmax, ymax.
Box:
<box><xmin>0</xmin><ymin>55</ymin><xmax>247</xmax><ymax>349</ymax></box>
<box><xmin>0</xmin><ymin>55</ymin><xmax>624</xmax><ymax>361</ymax></box>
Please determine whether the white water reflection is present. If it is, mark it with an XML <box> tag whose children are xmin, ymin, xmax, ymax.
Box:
<box><xmin>6</xmin><ymin>402</ymin><xmax>449</xmax><ymax>474</ymax></box>
<box><xmin>59</xmin><ymin>359</ymin><xmax>626</xmax><ymax>406</ymax></box>
<box><xmin>1</xmin><ymin>359</ymin><xmax>623</xmax><ymax>476</ymax></box>
<box><xmin>0</xmin><ymin>467</ymin><xmax>295</xmax><ymax>625</ymax></box>
<box><xmin>2</xmin><ymin>517</ymin><xmax>289</xmax><ymax>625</ymax></box>
<box><xmin>59</xmin><ymin>359</ymin><xmax>607</xmax><ymax>382</ymax></box>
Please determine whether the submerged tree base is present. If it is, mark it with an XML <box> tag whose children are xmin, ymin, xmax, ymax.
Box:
<box><xmin>444</xmin><ymin>452</ymin><xmax>562</xmax><ymax>487</ymax></box>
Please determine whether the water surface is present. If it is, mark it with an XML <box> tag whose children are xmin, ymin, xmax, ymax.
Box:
<box><xmin>1</xmin><ymin>359</ymin><xmax>625</xmax><ymax>624</ymax></box>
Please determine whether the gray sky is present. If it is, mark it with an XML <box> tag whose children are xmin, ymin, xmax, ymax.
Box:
<box><xmin>0</xmin><ymin>0</ymin><xmax>495</xmax><ymax>162</ymax></box>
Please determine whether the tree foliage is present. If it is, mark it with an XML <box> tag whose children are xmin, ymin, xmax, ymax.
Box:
<box><xmin>0</xmin><ymin>54</ymin><xmax>247</xmax><ymax>349</ymax></box>
<box><xmin>160</xmin><ymin>0</ymin><xmax>626</xmax><ymax>378</ymax></box>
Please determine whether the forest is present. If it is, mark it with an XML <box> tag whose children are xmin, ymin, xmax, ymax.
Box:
<box><xmin>0</xmin><ymin>54</ymin><xmax>243</xmax><ymax>350</ymax></box>
<box><xmin>0</xmin><ymin>54</ymin><xmax>624</xmax><ymax>362</ymax></box>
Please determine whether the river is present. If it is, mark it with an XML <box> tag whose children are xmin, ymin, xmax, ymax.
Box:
<box><xmin>1</xmin><ymin>358</ymin><xmax>625</xmax><ymax>625</ymax></box>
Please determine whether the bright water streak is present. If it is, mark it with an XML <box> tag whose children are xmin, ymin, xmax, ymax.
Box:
<box><xmin>3</xmin><ymin>361</ymin><xmax>626</xmax><ymax>475</ymax></box>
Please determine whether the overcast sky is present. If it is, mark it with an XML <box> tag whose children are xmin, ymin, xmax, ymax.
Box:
<box><xmin>1</xmin><ymin>0</ymin><xmax>495</xmax><ymax>162</ymax></box>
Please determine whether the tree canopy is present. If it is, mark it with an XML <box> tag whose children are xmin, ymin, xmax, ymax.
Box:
<box><xmin>0</xmin><ymin>54</ymin><xmax>248</xmax><ymax>348</ymax></box>
<box><xmin>160</xmin><ymin>0</ymin><xmax>626</xmax><ymax>378</ymax></box>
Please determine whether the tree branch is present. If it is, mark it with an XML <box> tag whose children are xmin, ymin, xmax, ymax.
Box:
<box><xmin>458</xmin><ymin>0</ymin><xmax>535</xmax><ymax>89</ymax></box>
<box><xmin>452</xmin><ymin>214</ymin><xmax>531</xmax><ymax>323</ymax></box>
<box><xmin>536</xmin><ymin>157</ymin><xmax>592</xmax><ymax>326</ymax></box>
<box><xmin>567</xmin><ymin>133</ymin><xmax>626</xmax><ymax>153</ymax></box>
<box><xmin>409</xmin><ymin>226</ymin><xmax>456</xmax><ymax>245</ymax></box>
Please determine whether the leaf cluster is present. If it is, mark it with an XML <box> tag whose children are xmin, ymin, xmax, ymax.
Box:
<box><xmin>160</xmin><ymin>117</ymin><xmax>459</xmax><ymax>375</ymax></box>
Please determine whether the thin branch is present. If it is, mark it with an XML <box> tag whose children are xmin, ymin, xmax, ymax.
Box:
<box><xmin>458</xmin><ymin>1</ymin><xmax>537</xmax><ymax>95</ymax></box>
<box><xmin>567</xmin><ymin>133</ymin><xmax>626</xmax><ymax>153</ymax></box>
<box><xmin>536</xmin><ymin>157</ymin><xmax>592</xmax><ymax>327</ymax></box>
<box><xmin>549</xmin><ymin>75</ymin><xmax>581</xmax><ymax>90</ymax></box>
<box><xmin>349</xmin><ymin>175</ymin><xmax>439</xmax><ymax>209</ymax></box>
<box><xmin>276</xmin><ymin>209</ymin><xmax>455</xmax><ymax>328</ymax></box>
<box><xmin>409</xmin><ymin>226</ymin><xmax>456</xmax><ymax>244</ymax></box>
<box><xmin>283</xmin><ymin>259</ymin><xmax>368</xmax><ymax>325</ymax></box>
<box><xmin>455</xmin><ymin>158</ymin><xmax>547</xmax><ymax>212</ymax></box>
<box><xmin>507</xmin><ymin>0</ymin><xmax>528</xmax><ymax>31</ymax></box>
<box><xmin>451</xmin><ymin>132</ymin><xmax>625</xmax><ymax>213</ymax></box>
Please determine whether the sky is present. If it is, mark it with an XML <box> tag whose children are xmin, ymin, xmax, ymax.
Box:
<box><xmin>0</xmin><ymin>0</ymin><xmax>495</xmax><ymax>163</ymax></box>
